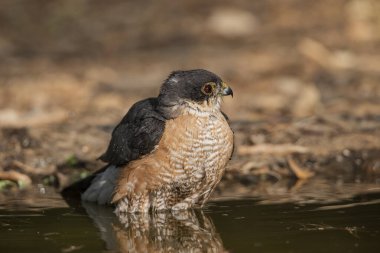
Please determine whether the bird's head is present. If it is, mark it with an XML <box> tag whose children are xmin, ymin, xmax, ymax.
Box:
<box><xmin>158</xmin><ymin>69</ymin><xmax>232</xmax><ymax>116</ymax></box>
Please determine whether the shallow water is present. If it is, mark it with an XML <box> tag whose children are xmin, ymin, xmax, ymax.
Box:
<box><xmin>1</xmin><ymin>191</ymin><xmax>380</xmax><ymax>253</ymax></box>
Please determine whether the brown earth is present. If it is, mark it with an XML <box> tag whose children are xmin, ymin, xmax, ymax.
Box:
<box><xmin>0</xmin><ymin>0</ymin><xmax>380</xmax><ymax>205</ymax></box>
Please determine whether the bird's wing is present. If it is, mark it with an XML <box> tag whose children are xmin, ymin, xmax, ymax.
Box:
<box><xmin>99</xmin><ymin>98</ymin><xmax>166</xmax><ymax>166</ymax></box>
<box><xmin>61</xmin><ymin>98</ymin><xmax>165</xmax><ymax>203</ymax></box>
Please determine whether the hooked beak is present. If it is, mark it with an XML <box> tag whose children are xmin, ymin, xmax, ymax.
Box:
<box><xmin>221</xmin><ymin>82</ymin><xmax>233</xmax><ymax>97</ymax></box>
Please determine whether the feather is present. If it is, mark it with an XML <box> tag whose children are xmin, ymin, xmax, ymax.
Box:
<box><xmin>81</xmin><ymin>165</ymin><xmax>120</xmax><ymax>205</ymax></box>
<box><xmin>99</xmin><ymin>98</ymin><xmax>166</xmax><ymax>166</ymax></box>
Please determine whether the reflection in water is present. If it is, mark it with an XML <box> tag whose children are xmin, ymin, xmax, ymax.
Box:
<box><xmin>82</xmin><ymin>202</ymin><xmax>226</xmax><ymax>253</ymax></box>
<box><xmin>2</xmin><ymin>193</ymin><xmax>380</xmax><ymax>253</ymax></box>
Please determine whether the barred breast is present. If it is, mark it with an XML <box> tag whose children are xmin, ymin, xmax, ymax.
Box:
<box><xmin>114</xmin><ymin>109</ymin><xmax>233</xmax><ymax>213</ymax></box>
<box><xmin>165</xmin><ymin>113</ymin><xmax>233</xmax><ymax>203</ymax></box>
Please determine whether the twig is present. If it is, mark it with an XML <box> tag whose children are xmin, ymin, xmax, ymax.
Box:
<box><xmin>287</xmin><ymin>156</ymin><xmax>315</xmax><ymax>180</ymax></box>
<box><xmin>0</xmin><ymin>109</ymin><xmax>68</xmax><ymax>128</ymax></box>
<box><xmin>12</xmin><ymin>160</ymin><xmax>56</xmax><ymax>176</ymax></box>
<box><xmin>238</xmin><ymin>144</ymin><xmax>310</xmax><ymax>156</ymax></box>
<box><xmin>0</xmin><ymin>170</ymin><xmax>32</xmax><ymax>188</ymax></box>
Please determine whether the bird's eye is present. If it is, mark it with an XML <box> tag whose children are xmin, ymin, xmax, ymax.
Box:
<box><xmin>201</xmin><ymin>82</ymin><xmax>215</xmax><ymax>95</ymax></box>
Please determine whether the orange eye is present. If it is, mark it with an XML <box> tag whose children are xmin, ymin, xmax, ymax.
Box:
<box><xmin>202</xmin><ymin>83</ymin><xmax>214</xmax><ymax>95</ymax></box>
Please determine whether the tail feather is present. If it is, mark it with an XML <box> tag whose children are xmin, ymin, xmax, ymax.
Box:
<box><xmin>81</xmin><ymin>165</ymin><xmax>120</xmax><ymax>205</ymax></box>
<box><xmin>61</xmin><ymin>165</ymin><xmax>116</xmax><ymax>206</ymax></box>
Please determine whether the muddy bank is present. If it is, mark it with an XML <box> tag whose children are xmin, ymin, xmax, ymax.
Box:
<box><xmin>0</xmin><ymin>118</ymin><xmax>379</xmax><ymax>205</ymax></box>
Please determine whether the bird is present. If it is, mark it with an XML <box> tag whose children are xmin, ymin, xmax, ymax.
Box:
<box><xmin>82</xmin><ymin>202</ymin><xmax>226</xmax><ymax>253</ymax></box>
<box><xmin>62</xmin><ymin>69</ymin><xmax>234</xmax><ymax>213</ymax></box>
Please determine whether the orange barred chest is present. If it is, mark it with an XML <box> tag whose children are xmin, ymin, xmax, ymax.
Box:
<box><xmin>157</xmin><ymin>113</ymin><xmax>233</xmax><ymax>197</ymax></box>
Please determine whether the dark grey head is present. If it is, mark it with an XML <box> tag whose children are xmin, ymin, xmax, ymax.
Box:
<box><xmin>158</xmin><ymin>69</ymin><xmax>233</xmax><ymax>108</ymax></box>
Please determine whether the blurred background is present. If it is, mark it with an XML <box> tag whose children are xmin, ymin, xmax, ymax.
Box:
<box><xmin>0</xmin><ymin>0</ymin><xmax>380</xmax><ymax>201</ymax></box>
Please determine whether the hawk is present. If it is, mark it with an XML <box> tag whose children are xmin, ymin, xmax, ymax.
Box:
<box><xmin>64</xmin><ymin>69</ymin><xmax>234</xmax><ymax>213</ymax></box>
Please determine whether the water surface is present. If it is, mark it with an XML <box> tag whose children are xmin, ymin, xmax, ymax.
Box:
<box><xmin>1</xmin><ymin>190</ymin><xmax>379</xmax><ymax>253</ymax></box>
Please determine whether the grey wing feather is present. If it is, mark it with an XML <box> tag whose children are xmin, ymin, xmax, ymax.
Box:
<box><xmin>99</xmin><ymin>98</ymin><xmax>166</xmax><ymax>166</ymax></box>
